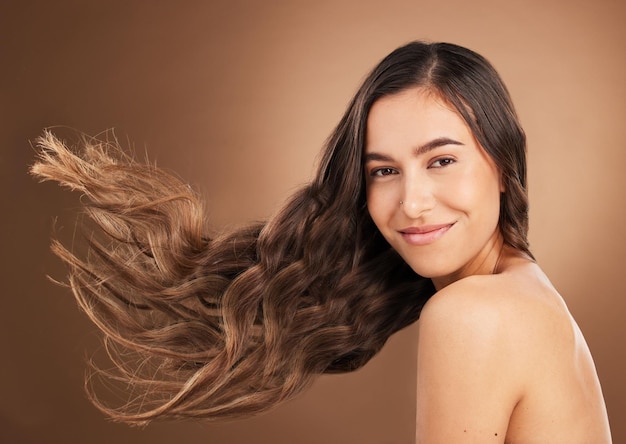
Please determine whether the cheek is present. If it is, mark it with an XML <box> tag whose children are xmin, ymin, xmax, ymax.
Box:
<box><xmin>451</xmin><ymin>164</ymin><xmax>502</xmax><ymax>212</ymax></box>
<box><xmin>366</xmin><ymin>187</ymin><xmax>392</xmax><ymax>229</ymax></box>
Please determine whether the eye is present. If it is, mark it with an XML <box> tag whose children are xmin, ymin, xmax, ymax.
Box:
<box><xmin>429</xmin><ymin>157</ymin><xmax>456</xmax><ymax>168</ymax></box>
<box><xmin>370</xmin><ymin>167</ymin><xmax>398</xmax><ymax>177</ymax></box>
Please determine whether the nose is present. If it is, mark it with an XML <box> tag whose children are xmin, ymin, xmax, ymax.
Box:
<box><xmin>400</xmin><ymin>174</ymin><xmax>435</xmax><ymax>219</ymax></box>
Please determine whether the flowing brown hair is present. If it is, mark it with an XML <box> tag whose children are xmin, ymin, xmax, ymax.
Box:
<box><xmin>31</xmin><ymin>41</ymin><xmax>530</xmax><ymax>425</ymax></box>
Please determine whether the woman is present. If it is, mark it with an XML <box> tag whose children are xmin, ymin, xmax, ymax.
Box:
<box><xmin>32</xmin><ymin>41</ymin><xmax>612</xmax><ymax>441</ymax></box>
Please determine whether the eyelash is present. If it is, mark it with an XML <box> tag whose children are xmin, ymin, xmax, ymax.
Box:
<box><xmin>429</xmin><ymin>157</ymin><xmax>456</xmax><ymax>168</ymax></box>
<box><xmin>370</xmin><ymin>167</ymin><xmax>398</xmax><ymax>177</ymax></box>
<box><xmin>368</xmin><ymin>157</ymin><xmax>456</xmax><ymax>177</ymax></box>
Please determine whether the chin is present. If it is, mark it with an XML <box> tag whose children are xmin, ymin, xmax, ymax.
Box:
<box><xmin>402</xmin><ymin>258</ymin><xmax>456</xmax><ymax>282</ymax></box>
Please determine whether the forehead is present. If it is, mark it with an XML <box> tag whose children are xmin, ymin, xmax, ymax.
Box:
<box><xmin>365</xmin><ymin>88</ymin><xmax>474</xmax><ymax>152</ymax></box>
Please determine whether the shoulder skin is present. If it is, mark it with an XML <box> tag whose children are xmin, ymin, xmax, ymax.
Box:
<box><xmin>415</xmin><ymin>260</ymin><xmax>611</xmax><ymax>443</ymax></box>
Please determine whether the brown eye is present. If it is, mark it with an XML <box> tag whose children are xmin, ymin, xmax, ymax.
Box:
<box><xmin>430</xmin><ymin>157</ymin><xmax>455</xmax><ymax>168</ymax></box>
<box><xmin>371</xmin><ymin>167</ymin><xmax>397</xmax><ymax>177</ymax></box>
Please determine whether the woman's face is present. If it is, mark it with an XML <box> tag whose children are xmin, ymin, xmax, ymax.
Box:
<box><xmin>364</xmin><ymin>87</ymin><xmax>503</xmax><ymax>289</ymax></box>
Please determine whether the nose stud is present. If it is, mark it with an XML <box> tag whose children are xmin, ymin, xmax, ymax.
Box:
<box><xmin>400</xmin><ymin>200</ymin><xmax>404</xmax><ymax>205</ymax></box>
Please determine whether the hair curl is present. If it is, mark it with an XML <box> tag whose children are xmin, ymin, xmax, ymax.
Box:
<box><xmin>31</xmin><ymin>41</ymin><xmax>530</xmax><ymax>425</ymax></box>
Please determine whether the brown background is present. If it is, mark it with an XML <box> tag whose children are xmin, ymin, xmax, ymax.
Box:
<box><xmin>2</xmin><ymin>1</ymin><xmax>624</xmax><ymax>443</ymax></box>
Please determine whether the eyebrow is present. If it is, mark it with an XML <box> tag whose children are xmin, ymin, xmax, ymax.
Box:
<box><xmin>364</xmin><ymin>137</ymin><xmax>464</xmax><ymax>162</ymax></box>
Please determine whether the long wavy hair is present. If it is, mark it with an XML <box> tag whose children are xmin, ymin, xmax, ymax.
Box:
<box><xmin>31</xmin><ymin>41</ymin><xmax>530</xmax><ymax>425</ymax></box>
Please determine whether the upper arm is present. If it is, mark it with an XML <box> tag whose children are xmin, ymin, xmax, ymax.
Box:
<box><xmin>415</xmin><ymin>282</ymin><xmax>525</xmax><ymax>443</ymax></box>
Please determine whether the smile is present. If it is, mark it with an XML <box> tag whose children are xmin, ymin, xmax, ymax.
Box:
<box><xmin>398</xmin><ymin>223</ymin><xmax>454</xmax><ymax>246</ymax></box>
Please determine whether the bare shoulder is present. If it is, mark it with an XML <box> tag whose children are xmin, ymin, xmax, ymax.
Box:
<box><xmin>417</xmin><ymin>259</ymin><xmax>584</xmax><ymax>402</ymax></box>
<box><xmin>416</xmin><ymin>259</ymin><xmax>612</xmax><ymax>443</ymax></box>
<box><xmin>419</xmin><ymin>260</ymin><xmax>574</xmax><ymax>355</ymax></box>
<box><xmin>417</xmin><ymin>265</ymin><xmax>567</xmax><ymax>442</ymax></box>
<box><xmin>413</xmin><ymin>260</ymin><xmax>571</xmax><ymax>441</ymax></box>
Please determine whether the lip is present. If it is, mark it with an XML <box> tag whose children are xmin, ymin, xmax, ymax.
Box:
<box><xmin>398</xmin><ymin>223</ymin><xmax>454</xmax><ymax>246</ymax></box>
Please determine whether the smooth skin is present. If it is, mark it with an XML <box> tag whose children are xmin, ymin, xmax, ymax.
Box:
<box><xmin>365</xmin><ymin>88</ymin><xmax>612</xmax><ymax>443</ymax></box>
